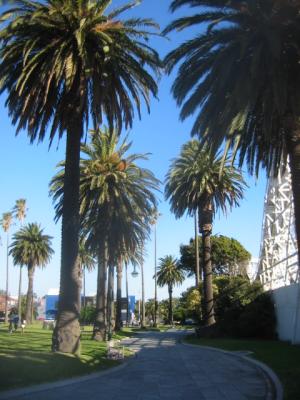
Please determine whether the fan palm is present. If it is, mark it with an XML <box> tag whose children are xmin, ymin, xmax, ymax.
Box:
<box><xmin>0</xmin><ymin>0</ymin><xmax>160</xmax><ymax>353</ymax></box>
<box><xmin>9</xmin><ymin>223</ymin><xmax>53</xmax><ymax>323</ymax></box>
<box><xmin>50</xmin><ymin>127</ymin><xmax>159</xmax><ymax>339</ymax></box>
<box><xmin>164</xmin><ymin>0</ymin><xmax>300</xmax><ymax>264</ymax></box>
<box><xmin>157</xmin><ymin>255</ymin><xmax>184</xmax><ymax>325</ymax></box>
<box><xmin>1</xmin><ymin>212</ymin><xmax>13</xmax><ymax>323</ymax></box>
<box><xmin>13</xmin><ymin>199</ymin><xmax>27</xmax><ymax>326</ymax></box>
<box><xmin>165</xmin><ymin>140</ymin><xmax>245</xmax><ymax>325</ymax></box>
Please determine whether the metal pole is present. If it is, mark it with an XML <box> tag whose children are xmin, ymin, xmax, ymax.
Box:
<box><xmin>154</xmin><ymin>224</ymin><xmax>158</xmax><ymax>327</ymax></box>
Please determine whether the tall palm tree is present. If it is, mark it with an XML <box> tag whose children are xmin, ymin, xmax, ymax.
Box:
<box><xmin>50</xmin><ymin>128</ymin><xmax>159</xmax><ymax>340</ymax></box>
<box><xmin>165</xmin><ymin>140</ymin><xmax>245</xmax><ymax>325</ymax></box>
<box><xmin>164</xmin><ymin>0</ymin><xmax>300</xmax><ymax>265</ymax></box>
<box><xmin>13</xmin><ymin>199</ymin><xmax>27</xmax><ymax>326</ymax></box>
<box><xmin>78</xmin><ymin>240</ymin><xmax>95</xmax><ymax>311</ymax></box>
<box><xmin>1</xmin><ymin>212</ymin><xmax>13</xmax><ymax>323</ymax></box>
<box><xmin>0</xmin><ymin>0</ymin><xmax>160</xmax><ymax>353</ymax></box>
<box><xmin>157</xmin><ymin>255</ymin><xmax>184</xmax><ymax>325</ymax></box>
<box><xmin>9</xmin><ymin>223</ymin><xmax>53</xmax><ymax>324</ymax></box>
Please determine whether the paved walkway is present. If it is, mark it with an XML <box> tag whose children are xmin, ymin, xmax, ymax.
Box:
<box><xmin>3</xmin><ymin>330</ymin><xmax>274</xmax><ymax>400</ymax></box>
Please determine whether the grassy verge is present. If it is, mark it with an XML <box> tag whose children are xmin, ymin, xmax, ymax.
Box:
<box><xmin>0</xmin><ymin>323</ymin><xmax>121</xmax><ymax>392</ymax></box>
<box><xmin>185</xmin><ymin>335</ymin><xmax>300</xmax><ymax>400</ymax></box>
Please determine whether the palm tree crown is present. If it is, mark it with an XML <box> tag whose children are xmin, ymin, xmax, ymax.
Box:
<box><xmin>165</xmin><ymin>140</ymin><xmax>245</xmax><ymax>222</ymax></box>
<box><xmin>157</xmin><ymin>255</ymin><xmax>185</xmax><ymax>289</ymax></box>
<box><xmin>0</xmin><ymin>0</ymin><xmax>161</xmax><ymax>139</ymax></box>
<box><xmin>9</xmin><ymin>223</ymin><xmax>53</xmax><ymax>268</ymax></box>
<box><xmin>13</xmin><ymin>199</ymin><xmax>27</xmax><ymax>225</ymax></box>
<box><xmin>51</xmin><ymin>127</ymin><xmax>159</xmax><ymax>262</ymax></box>
<box><xmin>164</xmin><ymin>0</ymin><xmax>300</xmax><ymax>174</ymax></box>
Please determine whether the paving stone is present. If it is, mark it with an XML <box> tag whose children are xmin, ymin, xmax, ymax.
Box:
<box><xmin>1</xmin><ymin>330</ymin><xmax>272</xmax><ymax>400</ymax></box>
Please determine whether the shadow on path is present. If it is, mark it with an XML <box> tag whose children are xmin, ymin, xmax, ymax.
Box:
<box><xmin>1</xmin><ymin>329</ymin><xmax>271</xmax><ymax>400</ymax></box>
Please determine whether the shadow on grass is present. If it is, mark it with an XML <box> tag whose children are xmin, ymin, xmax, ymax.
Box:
<box><xmin>0</xmin><ymin>326</ymin><xmax>119</xmax><ymax>392</ymax></box>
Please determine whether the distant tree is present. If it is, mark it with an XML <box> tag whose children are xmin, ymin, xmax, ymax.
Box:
<box><xmin>1</xmin><ymin>212</ymin><xmax>13</xmax><ymax>323</ymax></box>
<box><xmin>157</xmin><ymin>255</ymin><xmax>185</xmax><ymax>325</ymax></box>
<box><xmin>13</xmin><ymin>199</ymin><xmax>27</xmax><ymax>326</ymax></box>
<box><xmin>9</xmin><ymin>223</ymin><xmax>53</xmax><ymax>323</ymax></box>
<box><xmin>178</xmin><ymin>287</ymin><xmax>201</xmax><ymax>322</ymax></box>
<box><xmin>180</xmin><ymin>235</ymin><xmax>251</xmax><ymax>277</ymax></box>
<box><xmin>78</xmin><ymin>240</ymin><xmax>95</xmax><ymax>311</ymax></box>
<box><xmin>165</xmin><ymin>140</ymin><xmax>245</xmax><ymax>326</ymax></box>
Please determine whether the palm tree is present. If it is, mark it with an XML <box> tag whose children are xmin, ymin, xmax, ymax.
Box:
<box><xmin>12</xmin><ymin>199</ymin><xmax>27</xmax><ymax>326</ymax></box>
<box><xmin>165</xmin><ymin>140</ymin><xmax>245</xmax><ymax>325</ymax></box>
<box><xmin>1</xmin><ymin>212</ymin><xmax>13</xmax><ymax>323</ymax></box>
<box><xmin>0</xmin><ymin>0</ymin><xmax>160</xmax><ymax>353</ymax></box>
<box><xmin>50</xmin><ymin>128</ymin><xmax>159</xmax><ymax>340</ymax></box>
<box><xmin>164</xmin><ymin>0</ymin><xmax>300</xmax><ymax>265</ymax></box>
<box><xmin>9</xmin><ymin>223</ymin><xmax>53</xmax><ymax>324</ymax></box>
<box><xmin>157</xmin><ymin>255</ymin><xmax>184</xmax><ymax>325</ymax></box>
<box><xmin>78</xmin><ymin>240</ymin><xmax>95</xmax><ymax>311</ymax></box>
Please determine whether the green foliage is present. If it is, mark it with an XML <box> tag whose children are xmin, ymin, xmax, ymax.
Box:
<box><xmin>9</xmin><ymin>223</ymin><xmax>53</xmax><ymax>269</ymax></box>
<box><xmin>177</xmin><ymin>287</ymin><xmax>201</xmax><ymax>322</ymax></box>
<box><xmin>157</xmin><ymin>256</ymin><xmax>185</xmax><ymax>290</ymax></box>
<box><xmin>210</xmin><ymin>276</ymin><xmax>276</xmax><ymax>339</ymax></box>
<box><xmin>0</xmin><ymin>0</ymin><xmax>161</xmax><ymax>141</ymax></box>
<box><xmin>50</xmin><ymin>128</ymin><xmax>159</xmax><ymax>265</ymax></box>
<box><xmin>80</xmin><ymin>306</ymin><xmax>96</xmax><ymax>325</ymax></box>
<box><xmin>165</xmin><ymin>140</ymin><xmax>245</xmax><ymax>220</ymax></box>
<box><xmin>180</xmin><ymin>235</ymin><xmax>251</xmax><ymax>276</ymax></box>
<box><xmin>164</xmin><ymin>0</ymin><xmax>300</xmax><ymax>176</ymax></box>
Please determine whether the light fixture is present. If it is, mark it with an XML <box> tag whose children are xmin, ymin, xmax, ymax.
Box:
<box><xmin>131</xmin><ymin>265</ymin><xmax>139</xmax><ymax>278</ymax></box>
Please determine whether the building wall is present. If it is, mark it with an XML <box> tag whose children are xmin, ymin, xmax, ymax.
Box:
<box><xmin>272</xmin><ymin>283</ymin><xmax>300</xmax><ymax>344</ymax></box>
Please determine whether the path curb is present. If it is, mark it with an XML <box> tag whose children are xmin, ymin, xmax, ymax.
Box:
<box><xmin>181</xmin><ymin>340</ymin><xmax>283</xmax><ymax>400</ymax></box>
<box><xmin>0</xmin><ymin>358</ymin><xmax>131</xmax><ymax>400</ymax></box>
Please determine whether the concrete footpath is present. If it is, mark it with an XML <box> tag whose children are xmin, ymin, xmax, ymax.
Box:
<box><xmin>0</xmin><ymin>329</ymin><xmax>281</xmax><ymax>400</ymax></box>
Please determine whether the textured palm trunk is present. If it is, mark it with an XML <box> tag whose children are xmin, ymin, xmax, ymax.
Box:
<box><xmin>199</xmin><ymin>202</ymin><xmax>216</xmax><ymax>327</ymax></box>
<box><xmin>83</xmin><ymin>268</ymin><xmax>86</xmax><ymax>309</ymax></box>
<box><xmin>78</xmin><ymin>262</ymin><xmax>82</xmax><ymax>314</ymax></box>
<box><xmin>18</xmin><ymin>266</ymin><xmax>22</xmax><ymax>327</ymax></box>
<box><xmin>168</xmin><ymin>285</ymin><xmax>173</xmax><ymax>325</ymax></box>
<box><xmin>115</xmin><ymin>259</ymin><xmax>123</xmax><ymax>331</ymax></box>
<box><xmin>141</xmin><ymin>259</ymin><xmax>145</xmax><ymax>328</ymax></box>
<box><xmin>52</xmin><ymin>124</ymin><xmax>82</xmax><ymax>354</ymax></box>
<box><xmin>25</xmin><ymin>265</ymin><xmax>35</xmax><ymax>324</ymax></box>
<box><xmin>93</xmin><ymin>243</ymin><xmax>108</xmax><ymax>341</ymax></box>
<box><xmin>287</xmin><ymin>126</ymin><xmax>300</xmax><ymax>268</ymax></box>
<box><xmin>107</xmin><ymin>264</ymin><xmax>115</xmax><ymax>340</ymax></box>
<box><xmin>4</xmin><ymin>233</ymin><xmax>9</xmax><ymax>324</ymax></box>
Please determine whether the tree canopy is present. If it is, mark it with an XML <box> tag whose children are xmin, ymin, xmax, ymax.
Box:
<box><xmin>180</xmin><ymin>235</ymin><xmax>251</xmax><ymax>277</ymax></box>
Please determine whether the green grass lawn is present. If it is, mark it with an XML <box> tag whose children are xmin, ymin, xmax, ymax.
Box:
<box><xmin>0</xmin><ymin>323</ymin><xmax>120</xmax><ymax>392</ymax></box>
<box><xmin>185</xmin><ymin>335</ymin><xmax>300</xmax><ymax>400</ymax></box>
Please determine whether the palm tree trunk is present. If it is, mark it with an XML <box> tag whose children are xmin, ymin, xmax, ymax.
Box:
<box><xmin>287</xmin><ymin>128</ymin><xmax>300</xmax><ymax>267</ymax></box>
<box><xmin>141</xmin><ymin>257</ymin><xmax>145</xmax><ymax>328</ymax></box>
<box><xmin>18</xmin><ymin>266</ymin><xmax>22</xmax><ymax>327</ymax></box>
<box><xmin>25</xmin><ymin>265</ymin><xmax>35</xmax><ymax>324</ymax></box>
<box><xmin>78</xmin><ymin>263</ymin><xmax>82</xmax><ymax>314</ymax></box>
<box><xmin>107</xmin><ymin>264</ymin><xmax>115</xmax><ymax>340</ymax></box>
<box><xmin>52</xmin><ymin>125</ymin><xmax>82</xmax><ymax>354</ymax></box>
<box><xmin>115</xmin><ymin>259</ymin><xmax>123</xmax><ymax>331</ymax></box>
<box><xmin>168</xmin><ymin>285</ymin><xmax>173</xmax><ymax>325</ymax></box>
<box><xmin>4</xmin><ymin>232</ymin><xmax>9</xmax><ymax>324</ymax></box>
<box><xmin>93</xmin><ymin>242</ymin><xmax>108</xmax><ymax>341</ymax></box>
<box><xmin>199</xmin><ymin>202</ymin><xmax>216</xmax><ymax>327</ymax></box>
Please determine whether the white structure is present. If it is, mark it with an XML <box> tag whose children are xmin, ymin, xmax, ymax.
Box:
<box><xmin>258</xmin><ymin>163</ymin><xmax>300</xmax><ymax>343</ymax></box>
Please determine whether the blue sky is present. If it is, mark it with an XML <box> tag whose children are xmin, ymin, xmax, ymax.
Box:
<box><xmin>0</xmin><ymin>0</ymin><xmax>266</xmax><ymax>302</ymax></box>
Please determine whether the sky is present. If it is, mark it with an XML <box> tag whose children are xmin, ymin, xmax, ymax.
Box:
<box><xmin>0</xmin><ymin>0</ymin><xmax>267</xmax><ymax>303</ymax></box>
